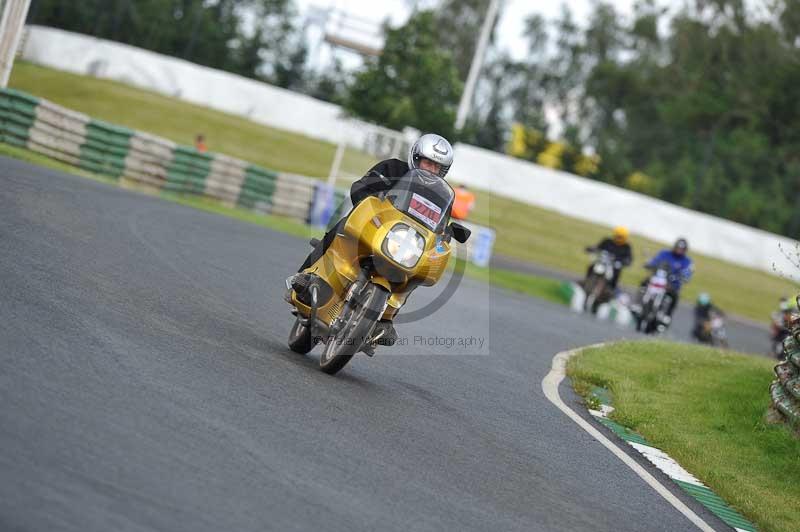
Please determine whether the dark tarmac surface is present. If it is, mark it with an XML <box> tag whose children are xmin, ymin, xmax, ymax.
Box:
<box><xmin>0</xmin><ymin>157</ymin><xmax>743</xmax><ymax>531</ymax></box>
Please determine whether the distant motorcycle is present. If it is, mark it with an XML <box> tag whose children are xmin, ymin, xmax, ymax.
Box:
<box><xmin>693</xmin><ymin>310</ymin><xmax>729</xmax><ymax>348</ymax></box>
<box><xmin>583</xmin><ymin>250</ymin><xmax>618</xmax><ymax>314</ymax></box>
<box><xmin>632</xmin><ymin>262</ymin><xmax>674</xmax><ymax>334</ymax></box>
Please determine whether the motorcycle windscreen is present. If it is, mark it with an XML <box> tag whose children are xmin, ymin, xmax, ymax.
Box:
<box><xmin>385</xmin><ymin>169</ymin><xmax>455</xmax><ymax>233</ymax></box>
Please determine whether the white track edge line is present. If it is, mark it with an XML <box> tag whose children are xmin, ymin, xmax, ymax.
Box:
<box><xmin>541</xmin><ymin>344</ymin><xmax>718</xmax><ymax>532</ymax></box>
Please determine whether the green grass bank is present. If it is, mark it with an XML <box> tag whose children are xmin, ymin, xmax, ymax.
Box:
<box><xmin>8</xmin><ymin>61</ymin><xmax>798</xmax><ymax>321</ymax></box>
<box><xmin>568</xmin><ymin>341</ymin><xmax>800</xmax><ymax>532</ymax></box>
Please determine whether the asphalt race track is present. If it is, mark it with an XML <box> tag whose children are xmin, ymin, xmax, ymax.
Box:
<box><xmin>0</xmin><ymin>156</ymin><xmax>758</xmax><ymax>531</ymax></box>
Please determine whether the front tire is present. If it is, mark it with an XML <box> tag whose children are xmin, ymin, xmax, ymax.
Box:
<box><xmin>288</xmin><ymin>316</ymin><xmax>314</xmax><ymax>354</ymax></box>
<box><xmin>319</xmin><ymin>283</ymin><xmax>389</xmax><ymax>375</ymax></box>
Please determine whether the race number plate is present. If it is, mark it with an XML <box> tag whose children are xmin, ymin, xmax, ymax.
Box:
<box><xmin>408</xmin><ymin>193</ymin><xmax>442</xmax><ymax>230</ymax></box>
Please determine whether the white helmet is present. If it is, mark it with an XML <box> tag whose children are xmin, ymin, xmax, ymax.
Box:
<box><xmin>408</xmin><ymin>133</ymin><xmax>454</xmax><ymax>178</ymax></box>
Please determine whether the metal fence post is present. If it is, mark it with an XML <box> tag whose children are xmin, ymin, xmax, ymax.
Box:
<box><xmin>0</xmin><ymin>0</ymin><xmax>32</xmax><ymax>88</ymax></box>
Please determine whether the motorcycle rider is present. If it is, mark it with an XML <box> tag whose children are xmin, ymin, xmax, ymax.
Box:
<box><xmin>692</xmin><ymin>292</ymin><xmax>724</xmax><ymax>342</ymax></box>
<box><xmin>287</xmin><ymin>133</ymin><xmax>455</xmax><ymax>346</ymax></box>
<box><xmin>636</xmin><ymin>238</ymin><xmax>693</xmax><ymax>325</ymax></box>
<box><xmin>584</xmin><ymin>226</ymin><xmax>633</xmax><ymax>290</ymax></box>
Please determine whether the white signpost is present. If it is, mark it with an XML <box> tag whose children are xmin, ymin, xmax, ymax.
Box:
<box><xmin>0</xmin><ymin>0</ymin><xmax>31</xmax><ymax>87</ymax></box>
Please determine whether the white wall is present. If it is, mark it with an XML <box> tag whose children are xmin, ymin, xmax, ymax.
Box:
<box><xmin>20</xmin><ymin>25</ymin><xmax>799</xmax><ymax>275</ymax></box>
<box><xmin>21</xmin><ymin>25</ymin><xmax>383</xmax><ymax>152</ymax></box>
<box><xmin>449</xmin><ymin>144</ymin><xmax>798</xmax><ymax>275</ymax></box>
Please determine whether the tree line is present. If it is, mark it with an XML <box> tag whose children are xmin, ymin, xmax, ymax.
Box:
<box><xmin>27</xmin><ymin>0</ymin><xmax>800</xmax><ymax>237</ymax></box>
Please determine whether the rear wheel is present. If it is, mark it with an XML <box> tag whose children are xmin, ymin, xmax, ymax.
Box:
<box><xmin>319</xmin><ymin>283</ymin><xmax>389</xmax><ymax>375</ymax></box>
<box><xmin>638</xmin><ymin>300</ymin><xmax>653</xmax><ymax>333</ymax></box>
<box><xmin>583</xmin><ymin>276</ymin><xmax>597</xmax><ymax>312</ymax></box>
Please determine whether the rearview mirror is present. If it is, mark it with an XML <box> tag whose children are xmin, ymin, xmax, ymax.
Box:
<box><xmin>448</xmin><ymin>222</ymin><xmax>471</xmax><ymax>244</ymax></box>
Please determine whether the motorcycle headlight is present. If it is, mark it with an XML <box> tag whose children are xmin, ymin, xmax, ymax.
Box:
<box><xmin>383</xmin><ymin>224</ymin><xmax>425</xmax><ymax>268</ymax></box>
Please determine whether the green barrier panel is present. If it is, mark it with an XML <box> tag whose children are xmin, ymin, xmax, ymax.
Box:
<box><xmin>164</xmin><ymin>170</ymin><xmax>209</xmax><ymax>194</ymax></box>
<box><xmin>162</xmin><ymin>174</ymin><xmax>190</xmax><ymax>193</ymax></box>
<box><xmin>86</xmin><ymin>120</ymin><xmax>133</xmax><ymax>147</ymax></box>
<box><xmin>165</xmin><ymin>160</ymin><xmax>208</xmax><ymax>177</ymax></box>
<box><xmin>0</xmin><ymin>89</ymin><xmax>38</xmax><ymax>145</ymax></box>
<box><xmin>78</xmin><ymin>145</ymin><xmax>126</xmax><ymax>178</ymax></box>
<box><xmin>82</xmin><ymin>136</ymin><xmax>129</xmax><ymax>158</ymax></box>
<box><xmin>5</xmin><ymin>110</ymin><xmax>36</xmax><ymax>127</ymax></box>
<box><xmin>672</xmin><ymin>480</ymin><xmax>757</xmax><ymax>532</ymax></box>
<box><xmin>79</xmin><ymin>145</ymin><xmax>105</xmax><ymax>164</ymax></box>
<box><xmin>2</xmin><ymin>121</ymin><xmax>32</xmax><ymax>141</ymax></box>
<box><xmin>77</xmin><ymin>156</ymin><xmax>126</xmax><ymax>175</ymax></box>
<box><xmin>239</xmin><ymin>180</ymin><xmax>276</xmax><ymax>198</ymax></box>
<box><xmin>165</xmin><ymin>146</ymin><xmax>211</xmax><ymax>193</ymax></box>
<box><xmin>594</xmin><ymin>416</ymin><xmax>649</xmax><ymax>445</ymax></box>
<box><xmin>2</xmin><ymin>134</ymin><xmax>28</xmax><ymax>148</ymax></box>
<box><xmin>0</xmin><ymin>94</ymin><xmax>8</xmax><ymax>124</ymax></box>
<box><xmin>78</xmin><ymin>159</ymin><xmax>104</xmax><ymax>174</ymax></box>
<box><xmin>238</xmin><ymin>166</ymin><xmax>277</xmax><ymax>209</ymax></box>
<box><xmin>76</xmin><ymin>119</ymin><xmax>133</xmax><ymax>180</ymax></box>
<box><xmin>0</xmin><ymin>88</ymin><xmax>39</xmax><ymax>117</ymax></box>
<box><xmin>237</xmin><ymin>189</ymin><xmax>274</xmax><ymax>209</ymax></box>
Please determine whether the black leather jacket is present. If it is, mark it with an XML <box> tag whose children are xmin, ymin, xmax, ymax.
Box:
<box><xmin>350</xmin><ymin>158</ymin><xmax>409</xmax><ymax>205</ymax></box>
<box><xmin>590</xmin><ymin>238</ymin><xmax>633</xmax><ymax>268</ymax></box>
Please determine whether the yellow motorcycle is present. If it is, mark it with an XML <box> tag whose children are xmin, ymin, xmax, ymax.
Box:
<box><xmin>286</xmin><ymin>169</ymin><xmax>471</xmax><ymax>374</ymax></box>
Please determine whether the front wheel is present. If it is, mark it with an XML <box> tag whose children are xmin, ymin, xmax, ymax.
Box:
<box><xmin>288</xmin><ymin>316</ymin><xmax>314</xmax><ymax>354</ymax></box>
<box><xmin>319</xmin><ymin>282</ymin><xmax>389</xmax><ymax>375</ymax></box>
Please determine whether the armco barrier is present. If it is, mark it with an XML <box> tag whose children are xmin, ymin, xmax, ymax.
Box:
<box><xmin>0</xmin><ymin>88</ymin><xmax>495</xmax><ymax>266</ymax></box>
<box><xmin>771</xmin><ymin>301</ymin><xmax>800</xmax><ymax>427</ymax></box>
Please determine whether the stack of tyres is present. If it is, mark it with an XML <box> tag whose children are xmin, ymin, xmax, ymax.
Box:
<box><xmin>164</xmin><ymin>146</ymin><xmax>212</xmax><ymax>194</ymax></box>
<box><xmin>80</xmin><ymin>120</ymin><xmax>132</xmax><ymax>178</ymax></box>
<box><xmin>237</xmin><ymin>165</ymin><xmax>277</xmax><ymax>211</ymax></box>
<box><xmin>771</xmin><ymin>307</ymin><xmax>800</xmax><ymax>427</ymax></box>
<box><xmin>0</xmin><ymin>88</ymin><xmax>38</xmax><ymax>147</ymax></box>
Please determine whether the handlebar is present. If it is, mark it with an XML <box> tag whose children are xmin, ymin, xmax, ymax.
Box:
<box><xmin>368</xmin><ymin>170</ymin><xmax>392</xmax><ymax>186</ymax></box>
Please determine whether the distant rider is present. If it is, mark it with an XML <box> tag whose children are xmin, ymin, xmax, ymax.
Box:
<box><xmin>692</xmin><ymin>292</ymin><xmax>723</xmax><ymax>341</ymax></box>
<box><xmin>287</xmin><ymin>133</ymin><xmax>455</xmax><ymax>345</ymax></box>
<box><xmin>584</xmin><ymin>226</ymin><xmax>633</xmax><ymax>290</ymax></box>
<box><xmin>772</xmin><ymin>297</ymin><xmax>795</xmax><ymax>330</ymax></box>
<box><xmin>638</xmin><ymin>238</ymin><xmax>693</xmax><ymax>323</ymax></box>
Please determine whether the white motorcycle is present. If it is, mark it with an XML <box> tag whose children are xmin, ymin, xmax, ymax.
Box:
<box><xmin>583</xmin><ymin>250</ymin><xmax>619</xmax><ymax>314</ymax></box>
<box><xmin>632</xmin><ymin>262</ymin><xmax>675</xmax><ymax>334</ymax></box>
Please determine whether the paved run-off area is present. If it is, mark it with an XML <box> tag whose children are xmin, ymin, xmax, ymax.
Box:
<box><xmin>1</xmin><ymin>157</ymin><xmax>744</xmax><ymax>531</ymax></box>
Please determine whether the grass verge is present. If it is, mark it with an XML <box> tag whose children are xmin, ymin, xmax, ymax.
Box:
<box><xmin>9</xmin><ymin>62</ymin><xmax>377</xmax><ymax>178</ymax></box>
<box><xmin>0</xmin><ymin>141</ymin><xmax>561</xmax><ymax>302</ymax></box>
<box><xmin>462</xmin><ymin>261</ymin><xmax>567</xmax><ymax>305</ymax></box>
<box><xmin>568</xmin><ymin>341</ymin><xmax>800</xmax><ymax>532</ymax></box>
<box><xmin>10</xmin><ymin>61</ymin><xmax>797</xmax><ymax>322</ymax></box>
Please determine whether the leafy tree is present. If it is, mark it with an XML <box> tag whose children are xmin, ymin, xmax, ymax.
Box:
<box><xmin>432</xmin><ymin>0</ymin><xmax>495</xmax><ymax>81</ymax></box>
<box><xmin>27</xmin><ymin>0</ymin><xmax>307</xmax><ymax>88</ymax></box>
<box><xmin>343</xmin><ymin>10</ymin><xmax>463</xmax><ymax>138</ymax></box>
<box><xmin>307</xmin><ymin>59</ymin><xmax>350</xmax><ymax>105</ymax></box>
